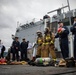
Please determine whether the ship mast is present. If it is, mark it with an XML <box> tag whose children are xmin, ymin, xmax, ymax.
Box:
<box><xmin>47</xmin><ymin>0</ymin><xmax>71</xmax><ymax>26</ymax></box>
<box><xmin>67</xmin><ymin>0</ymin><xmax>70</xmax><ymax>11</ymax></box>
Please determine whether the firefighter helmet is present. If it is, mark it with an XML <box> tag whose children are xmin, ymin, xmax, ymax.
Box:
<box><xmin>36</xmin><ymin>30</ymin><xmax>42</xmax><ymax>34</ymax></box>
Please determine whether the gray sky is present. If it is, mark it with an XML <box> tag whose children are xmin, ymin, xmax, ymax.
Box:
<box><xmin>0</xmin><ymin>0</ymin><xmax>76</xmax><ymax>50</ymax></box>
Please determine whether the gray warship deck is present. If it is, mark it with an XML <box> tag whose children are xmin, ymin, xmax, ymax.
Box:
<box><xmin>0</xmin><ymin>65</ymin><xmax>76</xmax><ymax>75</ymax></box>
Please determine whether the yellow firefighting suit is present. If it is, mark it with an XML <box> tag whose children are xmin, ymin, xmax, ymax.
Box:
<box><xmin>49</xmin><ymin>33</ymin><xmax>56</xmax><ymax>59</ymax></box>
<box><xmin>36</xmin><ymin>32</ymin><xmax>43</xmax><ymax>57</ymax></box>
<box><xmin>42</xmin><ymin>28</ymin><xmax>56</xmax><ymax>59</ymax></box>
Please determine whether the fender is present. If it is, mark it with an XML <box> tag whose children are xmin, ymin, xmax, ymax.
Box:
<box><xmin>68</xmin><ymin>32</ymin><xmax>74</xmax><ymax>57</ymax></box>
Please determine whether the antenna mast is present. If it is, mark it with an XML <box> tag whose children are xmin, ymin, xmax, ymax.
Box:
<box><xmin>67</xmin><ymin>0</ymin><xmax>71</xmax><ymax>26</ymax></box>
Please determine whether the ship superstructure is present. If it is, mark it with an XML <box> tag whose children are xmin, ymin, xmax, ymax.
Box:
<box><xmin>15</xmin><ymin>8</ymin><xmax>76</xmax><ymax>43</ymax></box>
<box><xmin>14</xmin><ymin>0</ymin><xmax>76</xmax><ymax>57</ymax></box>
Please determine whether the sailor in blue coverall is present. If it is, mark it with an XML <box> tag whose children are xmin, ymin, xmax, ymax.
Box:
<box><xmin>55</xmin><ymin>21</ymin><xmax>69</xmax><ymax>59</ymax></box>
<box><xmin>70</xmin><ymin>17</ymin><xmax>76</xmax><ymax>60</ymax></box>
